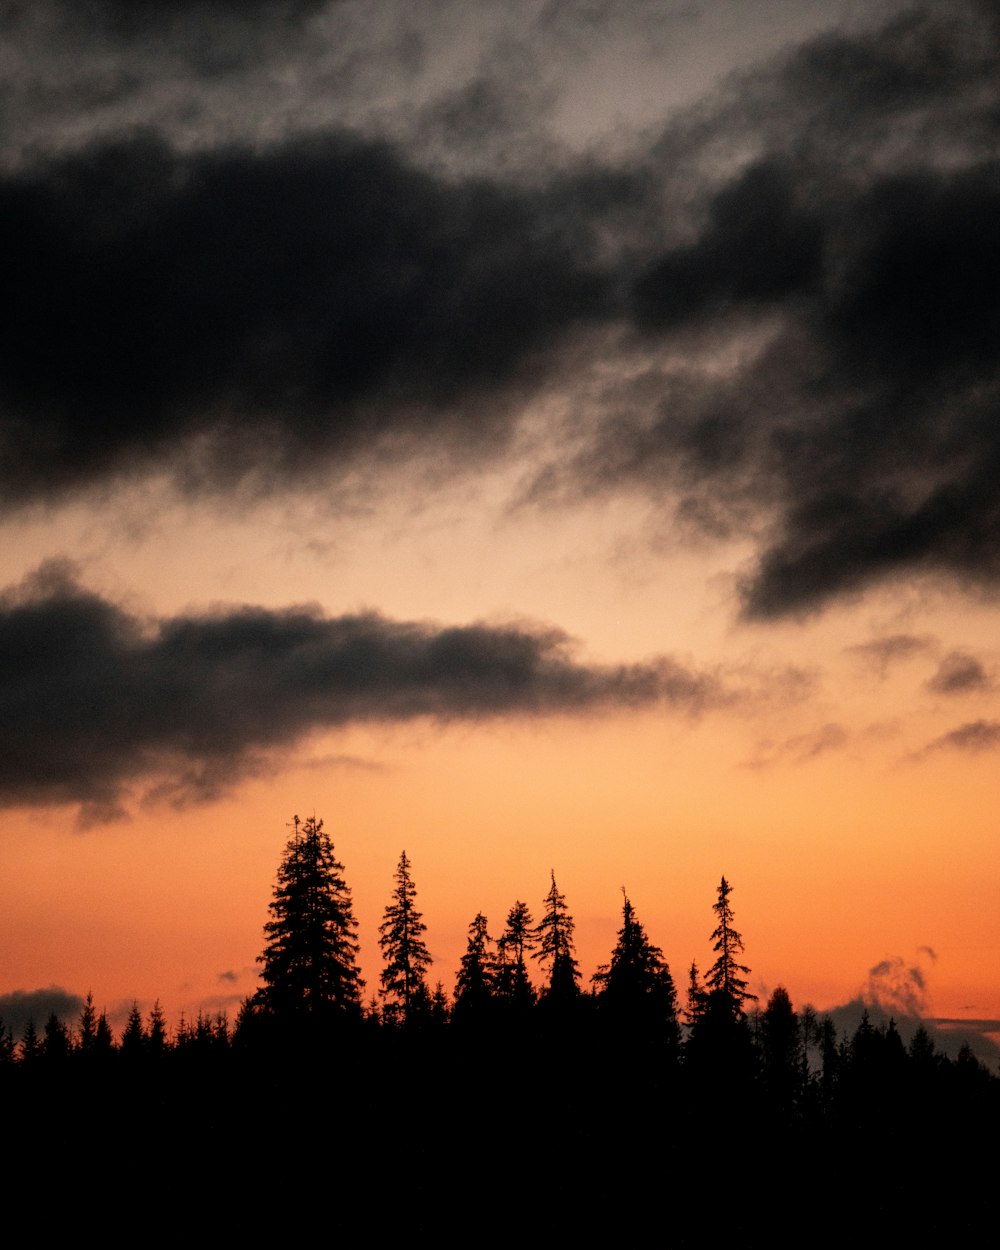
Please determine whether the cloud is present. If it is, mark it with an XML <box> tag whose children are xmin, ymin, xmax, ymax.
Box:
<box><xmin>919</xmin><ymin>719</ymin><xmax>1000</xmax><ymax>756</ymax></box>
<box><xmin>547</xmin><ymin>2</ymin><xmax>1000</xmax><ymax>618</ymax></box>
<box><xmin>843</xmin><ymin>634</ymin><xmax>933</xmax><ymax>679</ymax></box>
<box><xmin>0</xmin><ymin>562</ymin><xmax>729</xmax><ymax>819</ymax></box>
<box><xmin>744</xmin><ymin>721</ymin><xmax>847</xmax><ymax>770</ymax></box>
<box><xmin>926</xmin><ymin>650</ymin><xmax>989</xmax><ymax>694</ymax></box>
<box><xmin>818</xmin><ymin>948</ymin><xmax>1000</xmax><ymax>1064</ymax></box>
<box><xmin>0</xmin><ymin>129</ymin><xmax>611</xmax><ymax>508</ymax></box>
<box><xmin>0</xmin><ymin>986</ymin><xmax>84</xmax><ymax>1037</ymax></box>
<box><xmin>3</xmin><ymin>2</ymin><xmax>999</xmax><ymax>621</ymax></box>
<box><xmin>863</xmin><ymin>954</ymin><xmax>927</xmax><ymax>1018</ymax></box>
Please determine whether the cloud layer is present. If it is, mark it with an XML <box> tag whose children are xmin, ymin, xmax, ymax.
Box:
<box><xmin>0</xmin><ymin>564</ymin><xmax>725</xmax><ymax>818</ymax></box>
<box><xmin>2</xmin><ymin>1</ymin><xmax>999</xmax><ymax>620</ymax></box>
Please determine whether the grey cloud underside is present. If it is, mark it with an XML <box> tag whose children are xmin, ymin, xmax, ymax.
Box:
<box><xmin>0</xmin><ymin>131</ymin><xmax>610</xmax><ymax>502</ymax></box>
<box><xmin>0</xmin><ymin>565</ymin><xmax>724</xmax><ymax>813</ymax></box>
<box><xmin>922</xmin><ymin>719</ymin><xmax>1000</xmax><ymax>755</ymax></box>
<box><xmin>0</xmin><ymin>987</ymin><xmax>84</xmax><ymax>1037</ymax></box>
<box><xmin>3</xmin><ymin>1</ymin><xmax>1000</xmax><ymax>619</ymax></box>
<box><xmin>926</xmin><ymin>651</ymin><xmax>989</xmax><ymax>695</ymax></box>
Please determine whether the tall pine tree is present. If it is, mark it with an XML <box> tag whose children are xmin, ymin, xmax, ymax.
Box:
<box><xmin>593</xmin><ymin>890</ymin><xmax>679</xmax><ymax>1049</ymax></box>
<box><xmin>533</xmin><ymin>871</ymin><xmax>580</xmax><ymax>1005</ymax></box>
<box><xmin>453</xmin><ymin>912</ymin><xmax>496</xmax><ymax>1022</ymax></box>
<box><xmin>379</xmin><ymin>850</ymin><xmax>432</xmax><ymax>1026</ymax></box>
<box><xmin>705</xmin><ymin>876</ymin><xmax>756</xmax><ymax>1015</ymax></box>
<box><xmin>255</xmin><ymin>814</ymin><xmax>363</xmax><ymax>1024</ymax></box>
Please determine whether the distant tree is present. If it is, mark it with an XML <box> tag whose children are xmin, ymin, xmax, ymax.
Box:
<box><xmin>120</xmin><ymin>1002</ymin><xmax>147</xmax><ymax>1061</ymax></box>
<box><xmin>453</xmin><ymin>912</ymin><xmax>496</xmax><ymax>1022</ymax></box>
<box><xmin>760</xmin><ymin>986</ymin><xmax>802</xmax><ymax>1116</ymax></box>
<box><xmin>684</xmin><ymin>879</ymin><xmax>756</xmax><ymax>1090</ymax></box>
<box><xmin>255</xmin><ymin>814</ymin><xmax>364</xmax><ymax>1024</ymax></box>
<box><xmin>684</xmin><ymin>960</ymin><xmax>707</xmax><ymax>1032</ymax></box>
<box><xmin>95</xmin><ymin>1009</ymin><xmax>115</xmax><ymax>1058</ymax></box>
<box><xmin>77</xmin><ymin>991</ymin><xmax>98</xmax><ymax>1056</ymax></box>
<box><xmin>593</xmin><ymin>890</ymin><xmax>679</xmax><ymax>1050</ymax></box>
<box><xmin>0</xmin><ymin>1016</ymin><xmax>14</xmax><ymax>1066</ymax></box>
<box><xmin>379</xmin><ymin>850</ymin><xmax>432</xmax><ymax>1026</ymax></box>
<box><xmin>147</xmin><ymin>1001</ymin><xmax>169</xmax><ymax>1055</ymax></box>
<box><xmin>705</xmin><ymin>876</ymin><xmax>756</xmax><ymax>1015</ymax></box>
<box><xmin>495</xmin><ymin>900</ymin><xmax>536</xmax><ymax>1012</ymax></box>
<box><xmin>533</xmin><ymin>871</ymin><xmax>581</xmax><ymax>1006</ymax></box>
<box><xmin>19</xmin><ymin>1018</ymin><xmax>41</xmax><ymax>1065</ymax></box>
<box><xmin>43</xmin><ymin>1012</ymin><xmax>71</xmax><ymax>1062</ymax></box>
<box><xmin>430</xmin><ymin>982</ymin><xmax>450</xmax><ymax>1026</ymax></box>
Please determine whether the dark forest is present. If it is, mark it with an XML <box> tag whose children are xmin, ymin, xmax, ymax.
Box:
<box><xmin>4</xmin><ymin>814</ymin><xmax>995</xmax><ymax>1242</ymax></box>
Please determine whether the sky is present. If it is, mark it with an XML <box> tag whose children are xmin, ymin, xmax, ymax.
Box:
<box><xmin>1</xmin><ymin>0</ymin><xmax>999</xmax><ymax>1054</ymax></box>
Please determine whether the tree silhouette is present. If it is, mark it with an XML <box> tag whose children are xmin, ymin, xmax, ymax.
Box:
<box><xmin>705</xmin><ymin>876</ymin><xmax>756</xmax><ymax>1014</ymax></box>
<box><xmin>77</xmin><ymin>992</ymin><xmax>98</xmax><ymax>1055</ymax></box>
<box><xmin>453</xmin><ymin>912</ymin><xmax>495</xmax><ymax>1022</ymax></box>
<box><xmin>760</xmin><ymin>986</ymin><xmax>801</xmax><ymax>1117</ymax></box>
<box><xmin>533</xmin><ymin>871</ymin><xmax>581</xmax><ymax>1005</ymax></box>
<box><xmin>255</xmin><ymin>814</ymin><xmax>363</xmax><ymax>1024</ymax></box>
<box><xmin>495</xmin><ymin>900</ymin><xmax>535</xmax><ymax>1011</ymax></box>
<box><xmin>593</xmin><ymin>890</ymin><xmax>679</xmax><ymax>1048</ymax></box>
<box><xmin>685</xmin><ymin>879</ymin><xmax>756</xmax><ymax>1089</ymax></box>
<box><xmin>120</xmin><ymin>1002</ymin><xmax>147</xmax><ymax>1061</ymax></box>
<box><xmin>147</xmin><ymin>1001</ymin><xmax>169</xmax><ymax>1055</ymax></box>
<box><xmin>379</xmin><ymin>850</ymin><xmax>432</xmax><ymax>1026</ymax></box>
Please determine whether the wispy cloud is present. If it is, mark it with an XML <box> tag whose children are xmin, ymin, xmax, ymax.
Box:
<box><xmin>918</xmin><ymin>719</ymin><xmax>1000</xmax><ymax>757</ymax></box>
<box><xmin>843</xmin><ymin>634</ymin><xmax>934</xmax><ymax>679</ymax></box>
<box><xmin>926</xmin><ymin>650</ymin><xmax>990</xmax><ymax>694</ymax></box>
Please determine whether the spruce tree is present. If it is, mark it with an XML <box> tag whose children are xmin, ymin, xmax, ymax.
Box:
<box><xmin>453</xmin><ymin>912</ymin><xmax>496</xmax><ymax>1022</ymax></box>
<box><xmin>120</xmin><ymin>1002</ymin><xmax>147</xmax><ymax>1061</ymax></box>
<box><xmin>533</xmin><ymin>871</ymin><xmax>580</xmax><ymax>1005</ymax></box>
<box><xmin>255</xmin><ymin>814</ymin><xmax>363</xmax><ymax>1023</ymax></box>
<box><xmin>593</xmin><ymin>890</ymin><xmax>679</xmax><ymax>1046</ymax></box>
<box><xmin>495</xmin><ymin>900</ymin><xmax>536</xmax><ymax>1011</ymax></box>
<box><xmin>705</xmin><ymin>876</ymin><xmax>756</xmax><ymax>1014</ymax></box>
<box><xmin>378</xmin><ymin>850</ymin><xmax>432</xmax><ymax>1026</ymax></box>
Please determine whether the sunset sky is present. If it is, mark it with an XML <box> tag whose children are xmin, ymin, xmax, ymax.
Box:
<box><xmin>2</xmin><ymin>0</ymin><xmax>999</xmax><ymax>1050</ymax></box>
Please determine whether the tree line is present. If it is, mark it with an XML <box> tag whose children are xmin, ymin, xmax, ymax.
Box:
<box><xmin>4</xmin><ymin>812</ymin><xmax>996</xmax><ymax>1239</ymax></box>
<box><xmin>3</xmin><ymin>812</ymin><xmax>994</xmax><ymax>1105</ymax></box>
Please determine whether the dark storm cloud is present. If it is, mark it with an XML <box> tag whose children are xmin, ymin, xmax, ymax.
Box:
<box><xmin>563</xmin><ymin>2</ymin><xmax>1000</xmax><ymax>618</ymax></box>
<box><xmin>925</xmin><ymin>651</ymin><xmax>989</xmax><ymax>695</ymax></box>
<box><xmin>5</xmin><ymin>1</ymin><xmax>1000</xmax><ymax>620</ymax></box>
<box><xmin>0</xmin><ymin>130</ymin><xmax>609</xmax><ymax>505</ymax></box>
<box><xmin>0</xmin><ymin>563</ymin><xmax>726</xmax><ymax>817</ymax></box>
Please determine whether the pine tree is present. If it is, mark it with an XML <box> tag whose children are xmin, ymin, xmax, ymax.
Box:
<box><xmin>685</xmin><ymin>878</ymin><xmax>756</xmax><ymax>1087</ymax></box>
<box><xmin>533</xmin><ymin>871</ymin><xmax>580</xmax><ymax>1005</ymax></box>
<box><xmin>760</xmin><ymin>986</ymin><xmax>802</xmax><ymax>1116</ymax></box>
<box><xmin>684</xmin><ymin>960</ymin><xmax>707</xmax><ymax>1031</ymax></box>
<box><xmin>593</xmin><ymin>890</ymin><xmax>679</xmax><ymax>1046</ymax></box>
<box><xmin>0</xmin><ymin>1016</ymin><xmax>14</xmax><ymax>1066</ymax></box>
<box><xmin>705</xmin><ymin>876</ymin><xmax>756</xmax><ymax>1015</ymax></box>
<box><xmin>495</xmin><ymin>900</ymin><xmax>536</xmax><ymax>1011</ymax></box>
<box><xmin>147</xmin><ymin>1000</ymin><xmax>169</xmax><ymax>1055</ymax></box>
<box><xmin>77</xmin><ymin>991</ymin><xmax>98</xmax><ymax>1055</ymax></box>
<box><xmin>255</xmin><ymin>814</ymin><xmax>363</xmax><ymax>1023</ymax></box>
<box><xmin>19</xmin><ymin>1018</ymin><xmax>41</xmax><ymax>1065</ymax></box>
<box><xmin>120</xmin><ymin>1001</ymin><xmax>147</xmax><ymax>1060</ymax></box>
<box><xmin>378</xmin><ymin>850</ymin><xmax>432</xmax><ymax>1026</ymax></box>
<box><xmin>43</xmin><ymin>1012</ymin><xmax>71</xmax><ymax>1062</ymax></box>
<box><xmin>453</xmin><ymin>912</ymin><xmax>496</xmax><ymax>1022</ymax></box>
